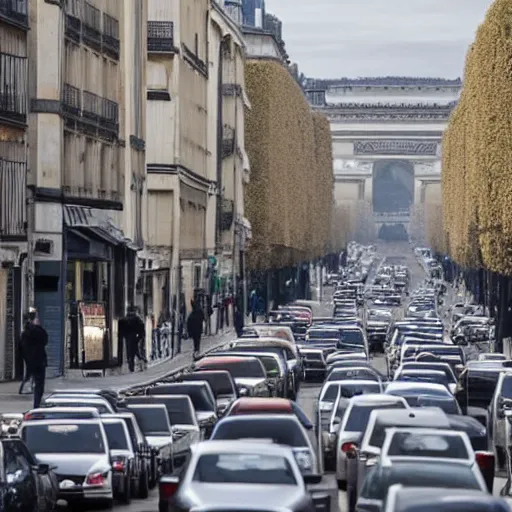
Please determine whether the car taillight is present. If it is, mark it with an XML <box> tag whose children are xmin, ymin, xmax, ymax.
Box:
<box><xmin>86</xmin><ymin>473</ymin><xmax>105</xmax><ymax>486</ymax></box>
<box><xmin>341</xmin><ymin>442</ymin><xmax>357</xmax><ymax>453</ymax></box>
<box><xmin>23</xmin><ymin>413</ymin><xmax>33</xmax><ymax>420</ymax></box>
<box><xmin>112</xmin><ymin>460</ymin><xmax>125</xmax><ymax>471</ymax></box>
<box><xmin>159</xmin><ymin>477</ymin><xmax>180</xmax><ymax>499</ymax></box>
<box><xmin>476</xmin><ymin>452</ymin><xmax>494</xmax><ymax>471</ymax></box>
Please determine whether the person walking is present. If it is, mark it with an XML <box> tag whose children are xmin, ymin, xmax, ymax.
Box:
<box><xmin>119</xmin><ymin>305</ymin><xmax>146</xmax><ymax>372</ymax></box>
<box><xmin>20</xmin><ymin>307</ymin><xmax>48</xmax><ymax>409</ymax></box>
<box><xmin>234</xmin><ymin>305</ymin><xmax>244</xmax><ymax>338</ymax></box>
<box><xmin>187</xmin><ymin>300</ymin><xmax>205</xmax><ymax>359</ymax></box>
<box><xmin>18</xmin><ymin>313</ymin><xmax>33</xmax><ymax>395</ymax></box>
<box><xmin>249</xmin><ymin>289</ymin><xmax>258</xmax><ymax>323</ymax></box>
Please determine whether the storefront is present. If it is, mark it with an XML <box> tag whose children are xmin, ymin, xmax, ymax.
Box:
<box><xmin>63</xmin><ymin>205</ymin><xmax>135</xmax><ymax>371</ymax></box>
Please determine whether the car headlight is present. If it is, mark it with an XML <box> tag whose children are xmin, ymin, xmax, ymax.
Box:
<box><xmin>294</xmin><ymin>451</ymin><xmax>312</xmax><ymax>470</ymax></box>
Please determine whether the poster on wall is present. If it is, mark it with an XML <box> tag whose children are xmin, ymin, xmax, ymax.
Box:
<box><xmin>78</xmin><ymin>302</ymin><xmax>107</xmax><ymax>366</ymax></box>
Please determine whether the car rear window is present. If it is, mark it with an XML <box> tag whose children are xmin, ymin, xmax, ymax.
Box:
<box><xmin>149</xmin><ymin>385</ymin><xmax>215</xmax><ymax>412</ymax></box>
<box><xmin>387</xmin><ymin>432</ymin><xmax>469</xmax><ymax>459</ymax></box>
<box><xmin>339</xmin><ymin>330</ymin><xmax>364</xmax><ymax>346</ymax></box>
<box><xmin>103</xmin><ymin>422</ymin><xmax>129</xmax><ymax>450</ymax></box>
<box><xmin>327</xmin><ymin>368</ymin><xmax>377</xmax><ymax>382</ymax></box>
<box><xmin>202</xmin><ymin>360</ymin><xmax>266</xmax><ymax>379</ymax></box>
<box><xmin>186</xmin><ymin>372</ymin><xmax>234</xmax><ymax>396</ymax></box>
<box><xmin>345</xmin><ymin>402</ymin><xmax>406</xmax><ymax>432</ymax></box>
<box><xmin>128</xmin><ymin>407</ymin><xmax>170</xmax><ymax>436</ymax></box>
<box><xmin>193</xmin><ymin>453</ymin><xmax>297</xmax><ymax>485</ymax></box>
<box><xmin>23</xmin><ymin>423</ymin><xmax>105</xmax><ymax>454</ymax></box>
<box><xmin>212</xmin><ymin>418</ymin><xmax>307</xmax><ymax>447</ymax></box>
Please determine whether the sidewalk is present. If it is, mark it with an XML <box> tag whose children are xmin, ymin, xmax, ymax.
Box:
<box><xmin>0</xmin><ymin>328</ymin><xmax>237</xmax><ymax>413</ymax></box>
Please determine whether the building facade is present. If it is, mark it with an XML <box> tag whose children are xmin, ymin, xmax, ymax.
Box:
<box><xmin>28</xmin><ymin>0</ymin><xmax>147</xmax><ymax>378</ymax></box>
<box><xmin>0</xmin><ymin>0</ymin><xmax>29</xmax><ymax>381</ymax></box>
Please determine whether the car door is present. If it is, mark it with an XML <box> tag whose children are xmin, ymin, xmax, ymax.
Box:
<box><xmin>2</xmin><ymin>440</ymin><xmax>39</xmax><ymax>512</ymax></box>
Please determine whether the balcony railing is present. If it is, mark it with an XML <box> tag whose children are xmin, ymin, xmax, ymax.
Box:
<box><xmin>62</xmin><ymin>83</ymin><xmax>81</xmax><ymax>116</ymax></box>
<box><xmin>0</xmin><ymin>157</ymin><xmax>26</xmax><ymax>237</ymax></box>
<box><xmin>147</xmin><ymin>21</ymin><xmax>176</xmax><ymax>53</ymax></box>
<box><xmin>100</xmin><ymin>97</ymin><xmax>119</xmax><ymax>132</ymax></box>
<box><xmin>0</xmin><ymin>0</ymin><xmax>28</xmax><ymax>28</ymax></box>
<box><xmin>102</xmin><ymin>13</ymin><xmax>120</xmax><ymax>59</ymax></box>
<box><xmin>0</xmin><ymin>52</ymin><xmax>27</xmax><ymax>125</ymax></box>
<box><xmin>83</xmin><ymin>1</ymin><xmax>101</xmax><ymax>51</ymax></box>
<box><xmin>65</xmin><ymin>0</ymin><xmax>82</xmax><ymax>42</ymax></box>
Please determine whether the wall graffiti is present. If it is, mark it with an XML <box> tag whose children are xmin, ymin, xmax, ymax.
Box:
<box><xmin>150</xmin><ymin>322</ymin><xmax>173</xmax><ymax>363</ymax></box>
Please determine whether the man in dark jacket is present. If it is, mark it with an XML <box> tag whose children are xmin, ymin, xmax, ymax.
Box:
<box><xmin>119</xmin><ymin>305</ymin><xmax>146</xmax><ymax>372</ymax></box>
<box><xmin>187</xmin><ymin>300</ymin><xmax>205</xmax><ymax>358</ymax></box>
<box><xmin>20</xmin><ymin>307</ymin><xmax>48</xmax><ymax>408</ymax></box>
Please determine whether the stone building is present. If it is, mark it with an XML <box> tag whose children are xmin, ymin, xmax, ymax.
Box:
<box><xmin>27</xmin><ymin>0</ymin><xmax>147</xmax><ymax>377</ymax></box>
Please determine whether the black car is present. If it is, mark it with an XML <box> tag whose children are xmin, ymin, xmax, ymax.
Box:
<box><xmin>1</xmin><ymin>437</ymin><xmax>58</xmax><ymax>512</ymax></box>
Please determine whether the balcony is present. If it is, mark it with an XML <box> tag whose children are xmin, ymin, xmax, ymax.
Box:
<box><xmin>62</xmin><ymin>83</ymin><xmax>81</xmax><ymax>117</ymax></box>
<box><xmin>102</xmin><ymin>13</ymin><xmax>119</xmax><ymax>59</ymax></box>
<box><xmin>147</xmin><ymin>21</ymin><xmax>177</xmax><ymax>54</ymax></box>
<box><xmin>0</xmin><ymin>52</ymin><xmax>27</xmax><ymax>126</ymax></box>
<box><xmin>65</xmin><ymin>0</ymin><xmax>82</xmax><ymax>42</ymax></box>
<box><xmin>0</xmin><ymin>157</ymin><xmax>26</xmax><ymax>238</ymax></box>
<box><xmin>83</xmin><ymin>1</ymin><xmax>101</xmax><ymax>52</ymax></box>
<box><xmin>0</xmin><ymin>0</ymin><xmax>28</xmax><ymax>29</ymax></box>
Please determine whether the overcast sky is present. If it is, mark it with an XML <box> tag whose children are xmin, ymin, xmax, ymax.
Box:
<box><xmin>264</xmin><ymin>0</ymin><xmax>494</xmax><ymax>79</ymax></box>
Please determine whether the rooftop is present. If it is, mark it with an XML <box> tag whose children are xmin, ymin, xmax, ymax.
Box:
<box><xmin>305</xmin><ymin>77</ymin><xmax>462</xmax><ymax>89</ymax></box>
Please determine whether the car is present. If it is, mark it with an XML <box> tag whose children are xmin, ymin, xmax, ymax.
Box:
<box><xmin>121</xmin><ymin>395</ymin><xmax>200</xmax><ymax>465</ymax></box>
<box><xmin>21</xmin><ymin>418</ymin><xmax>113</xmax><ymax>508</ymax></box>
<box><xmin>210</xmin><ymin>414</ymin><xmax>319</xmax><ymax>475</ymax></box>
<box><xmin>24</xmin><ymin>406</ymin><xmax>100</xmax><ymax>421</ymax></box>
<box><xmin>356</xmin><ymin>458</ymin><xmax>487</xmax><ymax>512</ymax></box>
<box><xmin>301</xmin><ymin>348</ymin><xmax>327</xmax><ymax>381</ymax></box>
<box><xmin>213</xmin><ymin>350</ymin><xmax>288</xmax><ymax>397</ymax></box>
<box><xmin>224</xmin><ymin>397</ymin><xmax>313</xmax><ymax>430</ymax></box>
<box><xmin>0</xmin><ymin>425</ymin><xmax>58</xmax><ymax>512</ymax></box>
<box><xmin>41</xmin><ymin>396</ymin><xmax>116</xmax><ymax>414</ymax></box>
<box><xmin>194</xmin><ymin>356</ymin><xmax>270</xmax><ymax>398</ymax></box>
<box><xmin>147</xmin><ymin>382</ymin><xmax>217</xmax><ymax>438</ymax></box>
<box><xmin>335</xmin><ymin>395</ymin><xmax>408</xmax><ymax>486</ymax></box>
<box><xmin>101</xmin><ymin>411</ymin><xmax>154</xmax><ymax>495</ymax></box>
<box><xmin>383</xmin><ymin>485</ymin><xmax>509</xmax><ymax>512</ymax></box>
<box><xmin>347</xmin><ymin>408</ymin><xmax>451</xmax><ymax>506</ymax></box>
<box><xmin>125</xmin><ymin>404</ymin><xmax>174</xmax><ymax>474</ymax></box>
<box><xmin>101</xmin><ymin>416</ymin><xmax>139</xmax><ymax>503</ymax></box>
<box><xmin>158</xmin><ymin>441</ymin><xmax>319</xmax><ymax>512</ymax></box>
<box><xmin>47</xmin><ymin>388</ymin><xmax>120</xmax><ymax>410</ymax></box>
<box><xmin>179</xmin><ymin>370</ymin><xmax>237</xmax><ymax>416</ymax></box>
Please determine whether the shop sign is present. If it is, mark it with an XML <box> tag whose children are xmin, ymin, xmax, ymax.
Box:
<box><xmin>79</xmin><ymin>302</ymin><xmax>107</xmax><ymax>365</ymax></box>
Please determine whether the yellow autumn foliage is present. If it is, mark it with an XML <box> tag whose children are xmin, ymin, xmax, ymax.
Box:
<box><xmin>244</xmin><ymin>60</ymin><xmax>337</xmax><ymax>269</ymax></box>
<box><xmin>443</xmin><ymin>0</ymin><xmax>512</xmax><ymax>273</ymax></box>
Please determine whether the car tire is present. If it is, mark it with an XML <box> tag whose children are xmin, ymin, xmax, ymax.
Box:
<box><xmin>139</xmin><ymin>467</ymin><xmax>149</xmax><ymax>499</ymax></box>
<box><xmin>121</xmin><ymin>475</ymin><xmax>131</xmax><ymax>504</ymax></box>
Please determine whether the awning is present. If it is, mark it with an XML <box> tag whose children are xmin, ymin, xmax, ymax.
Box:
<box><xmin>64</xmin><ymin>205</ymin><xmax>127</xmax><ymax>246</ymax></box>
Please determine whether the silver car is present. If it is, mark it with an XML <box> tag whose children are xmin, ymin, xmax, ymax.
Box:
<box><xmin>21</xmin><ymin>418</ymin><xmax>113</xmax><ymax>507</ymax></box>
<box><xmin>335</xmin><ymin>394</ymin><xmax>408</xmax><ymax>485</ymax></box>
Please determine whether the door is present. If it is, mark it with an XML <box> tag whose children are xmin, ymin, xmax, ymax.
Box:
<box><xmin>0</xmin><ymin>267</ymin><xmax>14</xmax><ymax>381</ymax></box>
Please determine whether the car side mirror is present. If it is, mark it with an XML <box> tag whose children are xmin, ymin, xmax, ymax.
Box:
<box><xmin>303</xmin><ymin>473</ymin><xmax>322</xmax><ymax>485</ymax></box>
<box><xmin>36</xmin><ymin>464</ymin><xmax>50</xmax><ymax>475</ymax></box>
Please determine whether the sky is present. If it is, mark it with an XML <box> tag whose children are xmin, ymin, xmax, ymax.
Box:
<box><xmin>264</xmin><ymin>0</ymin><xmax>494</xmax><ymax>79</ymax></box>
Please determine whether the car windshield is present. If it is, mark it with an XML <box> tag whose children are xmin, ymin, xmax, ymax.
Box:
<box><xmin>362</xmin><ymin>463</ymin><xmax>480</xmax><ymax>501</ymax></box>
<box><xmin>129</xmin><ymin>408</ymin><xmax>170</xmax><ymax>435</ymax></box>
<box><xmin>259</xmin><ymin>356</ymin><xmax>281</xmax><ymax>377</ymax></box>
<box><xmin>203</xmin><ymin>360</ymin><xmax>265</xmax><ymax>379</ymax></box>
<box><xmin>345</xmin><ymin>402</ymin><xmax>406</xmax><ymax>432</ymax></box>
<box><xmin>327</xmin><ymin>368</ymin><xmax>377</xmax><ymax>382</ymax></box>
<box><xmin>339</xmin><ymin>330</ymin><xmax>364</xmax><ymax>345</ymax></box>
<box><xmin>212</xmin><ymin>418</ymin><xmax>307</xmax><ymax>447</ymax></box>
<box><xmin>23</xmin><ymin>423</ymin><xmax>106</xmax><ymax>454</ymax></box>
<box><xmin>185</xmin><ymin>373</ymin><xmax>234</xmax><ymax>396</ymax></box>
<box><xmin>193</xmin><ymin>453</ymin><xmax>297</xmax><ymax>485</ymax></box>
<box><xmin>103</xmin><ymin>422</ymin><xmax>129</xmax><ymax>450</ymax></box>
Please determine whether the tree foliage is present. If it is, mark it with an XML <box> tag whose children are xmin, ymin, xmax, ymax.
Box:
<box><xmin>442</xmin><ymin>0</ymin><xmax>512</xmax><ymax>273</ymax></box>
<box><xmin>244</xmin><ymin>60</ymin><xmax>338</xmax><ymax>269</ymax></box>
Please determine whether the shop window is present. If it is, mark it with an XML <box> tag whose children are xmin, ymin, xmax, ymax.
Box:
<box><xmin>82</xmin><ymin>262</ymin><xmax>98</xmax><ymax>301</ymax></box>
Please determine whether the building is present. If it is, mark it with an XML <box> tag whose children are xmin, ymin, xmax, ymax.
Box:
<box><xmin>0</xmin><ymin>0</ymin><xmax>29</xmax><ymax>381</ymax></box>
<box><xmin>242</xmin><ymin>0</ymin><xmax>265</xmax><ymax>28</ymax></box>
<box><xmin>305</xmin><ymin>77</ymin><xmax>461</xmax><ymax>240</ymax></box>
<box><xmin>28</xmin><ymin>0</ymin><xmax>147</xmax><ymax>378</ymax></box>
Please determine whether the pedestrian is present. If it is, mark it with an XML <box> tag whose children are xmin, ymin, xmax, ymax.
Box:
<box><xmin>187</xmin><ymin>300</ymin><xmax>205</xmax><ymax>359</ymax></box>
<box><xmin>119</xmin><ymin>305</ymin><xmax>146</xmax><ymax>372</ymax></box>
<box><xmin>249</xmin><ymin>289</ymin><xmax>258</xmax><ymax>323</ymax></box>
<box><xmin>20</xmin><ymin>307</ymin><xmax>48</xmax><ymax>409</ymax></box>
<box><xmin>234</xmin><ymin>305</ymin><xmax>244</xmax><ymax>338</ymax></box>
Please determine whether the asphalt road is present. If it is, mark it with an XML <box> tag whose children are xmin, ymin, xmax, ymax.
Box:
<box><xmin>56</xmin><ymin>242</ymin><xmax>511</xmax><ymax>511</ymax></box>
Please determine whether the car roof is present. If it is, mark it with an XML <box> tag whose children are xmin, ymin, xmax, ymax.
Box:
<box><xmin>348</xmin><ymin>394</ymin><xmax>405</xmax><ymax>406</ymax></box>
<box><xmin>197</xmin><ymin>356</ymin><xmax>255</xmax><ymax>365</ymax></box>
<box><xmin>232</xmin><ymin>398</ymin><xmax>293</xmax><ymax>413</ymax></box>
<box><xmin>386</xmin><ymin>381</ymin><xmax>449</xmax><ymax>392</ymax></box>
<box><xmin>218</xmin><ymin>414</ymin><xmax>300</xmax><ymax>425</ymax></box>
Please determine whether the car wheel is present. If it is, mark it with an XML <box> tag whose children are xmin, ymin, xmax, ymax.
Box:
<box><xmin>139</xmin><ymin>467</ymin><xmax>149</xmax><ymax>499</ymax></box>
<box><xmin>121</xmin><ymin>475</ymin><xmax>131</xmax><ymax>504</ymax></box>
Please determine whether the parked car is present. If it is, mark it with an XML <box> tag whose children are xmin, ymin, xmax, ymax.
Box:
<box><xmin>41</xmin><ymin>396</ymin><xmax>116</xmax><ymax>414</ymax></box>
<box><xmin>179</xmin><ymin>370</ymin><xmax>237</xmax><ymax>416</ymax></box>
<box><xmin>147</xmin><ymin>382</ymin><xmax>217</xmax><ymax>438</ymax></box>
<box><xmin>194</xmin><ymin>356</ymin><xmax>270</xmax><ymax>398</ymax></box>
<box><xmin>158</xmin><ymin>441</ymin><xmax>320</xmax><ymax>512</ymax></box>
<box><xmin>21</xmin><ymin>418</ymin><xmax>113</xmax><ymax>508</ymax></box>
